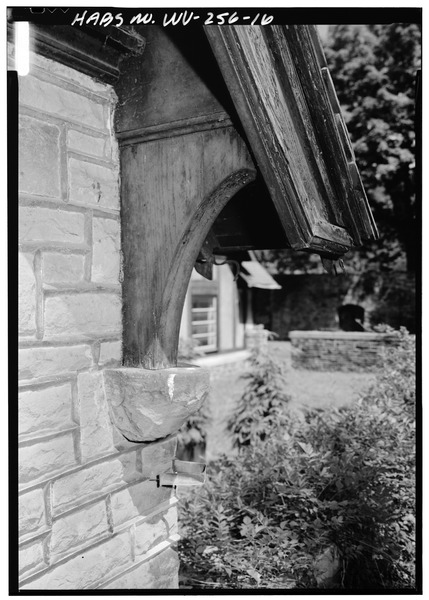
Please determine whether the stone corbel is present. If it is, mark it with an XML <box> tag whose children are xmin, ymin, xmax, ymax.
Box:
<box><xmin>103</xmin><ymin>364</ymin><xmax>209</xmax><ymax>443</ymax></box>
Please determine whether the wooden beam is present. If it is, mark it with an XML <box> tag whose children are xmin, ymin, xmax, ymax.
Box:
<box><xmin>114</xmin><ymin>26</ymin><xmax>234</xmax><ymax>135</ymax></box>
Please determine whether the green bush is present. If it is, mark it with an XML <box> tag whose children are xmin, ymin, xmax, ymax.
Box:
<box><xmin>178</xmin><ymin>328</ymin><xmax>416</xmax><ymax>590</ymax></box>
<box><xmin>226</xmin><ymin>347</ymin><xmax>291</xmax><ymax>449</ymax></box>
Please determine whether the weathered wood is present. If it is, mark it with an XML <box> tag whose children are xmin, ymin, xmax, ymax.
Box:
<box><xmin>204</xmin><ymin>24</ymin><xmax>378</xmax><ymax>254</ymax></box>
<box><xmin>195</xmin><ymin>230</ymin><xmax>219</xmax><ymax>280</ymax></box>
<box><xmin>121</xmin><ymin>127</ymin><xmax>256</xmax><ymax>369</ymax></box>
<box><xmin>13</xmin><ymin>23</ymin><xmax>146</xmax><ymax>84</ymax></box>
<box><xmin>115</xmin><ymin>26</ymin><xmax>234</xmax><ymax>135</ymax></box>
<box><xmin>117</xmin><ymin>113</ymin><xmax>233</xmax><ymax>146</ymax></box>
<box><xmin>282</xmin><ymin>25</ymin><xmax>378</xmax><ymax>242</ymax></box>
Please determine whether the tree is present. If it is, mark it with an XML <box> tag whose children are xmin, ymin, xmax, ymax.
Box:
<box><xmin>259</xmin><ymin>23</ymin><xmax>421</xmax><ymax>275</ymax></box>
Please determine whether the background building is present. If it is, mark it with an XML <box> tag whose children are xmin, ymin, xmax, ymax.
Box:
<box><xmin>180</xmin><ymin>253</ymin><xmax>280</xmax><ymax>355</ymax></box>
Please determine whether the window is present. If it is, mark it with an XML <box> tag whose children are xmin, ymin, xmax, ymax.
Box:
<box><xmin>191</xmin><ymin>295</ymin><xmax>217</xmax><ymax>352</ymax></box>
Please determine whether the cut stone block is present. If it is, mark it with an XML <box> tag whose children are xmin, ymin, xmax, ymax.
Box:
<box><xmin>19</xmin><ymin>488</ymin><xmax>47</xmax><ymax>537</ymax></box>
<box><xmin>42</xmin><ymin>253</ymin><xmax>85</xmax><ymax>284</ymax></box>
<box><xmin>19</xmin><ymin>539</ymin><xmax>46</xmax><ymax>577</ymax></box>
<box><xmin>18</xmin><ymin>252</ymin><xmax>36</xmax><ymax>336</ymax></box>
<box><xmin>103</xmin><ymin>365</ymin><xmax>209</xmax><ymax>442</ymax></box>
<box><xmin>19</xmin><ymin>74</ymin><xmax>106</xmax><ymax>131</ymax></box>
<box><xmin>68</xmin><ymin>157</ymin><xmax>119</xmax><ymax>209</ymax></box>
<box><xmin>19</xmin><ymin>115</ymin><xmax>60</xmax><ymax>197</ymax></box>
<box><xmin>103</xmin><ymin>547</ymin><xmax>179</xmax><ymax>590</ymax></box>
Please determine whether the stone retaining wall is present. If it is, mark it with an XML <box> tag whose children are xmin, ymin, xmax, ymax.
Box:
<box><xmin>193</xmin><ymin>350</ymin><xmax>250</xmax><ymax>380</ymax></box>
<box><xmin>252</xmin><ymin>272</ymin><xmax>416</xmax><ymax>339</ymax></box>
<box><xmin>289</xmin><ymin>330</ymin><xmax>396</xmax><ymax>372</ymax></box>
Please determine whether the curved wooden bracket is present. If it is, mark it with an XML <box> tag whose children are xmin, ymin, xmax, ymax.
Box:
<box><xmin>158</xmin><ymin>168</ymin><xmax>256</xmax><ymax>367</ymax></box>
<box><xmin>120</xmin><ymin>127</ymin><xmax>256</xmax><ymax>369</ymax></box>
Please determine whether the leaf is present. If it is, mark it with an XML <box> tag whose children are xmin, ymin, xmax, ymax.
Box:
<box><xmin>202</xmin><ymin>546</ymin><xmax>218</xmax><ymax>555</ymax></box>
<box><xmin>246</xmin><ymin>568</ymin><xmax>261</xmax><ymax>583</ymax></box>
<box><xmin>297</xmin><ymin>441</ymin><xmax>314</xmax><ymax>455</ymax></box>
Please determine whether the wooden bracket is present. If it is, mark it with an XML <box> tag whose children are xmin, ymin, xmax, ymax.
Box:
<box><xmin>121</xmin><ymin>128</ymin><xmax>256</xmax><ymax>369</ymax></box>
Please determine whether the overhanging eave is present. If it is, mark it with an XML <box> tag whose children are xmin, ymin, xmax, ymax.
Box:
<box><xmin>205</xmin><ymin>24</ymin><xmax>379</xmax><ymax>258</ymax></box>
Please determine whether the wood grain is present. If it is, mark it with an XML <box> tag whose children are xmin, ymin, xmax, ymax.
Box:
<box><xmin>121</xmin><ymin>128</ymin><xmax>256</xmax><ymax>368</ymax></box>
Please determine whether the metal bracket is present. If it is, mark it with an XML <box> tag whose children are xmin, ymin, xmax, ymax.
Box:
<box><xmin>150</xmin><ymin>459</ymin><xmax>206</xmax><ymax>488</ymax></box>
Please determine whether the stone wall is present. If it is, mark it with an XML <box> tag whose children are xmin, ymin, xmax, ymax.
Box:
<box><xmin>253</xmin><ymin>274</ymin><xmax>352</xmax><ymax>339</ymax></box>
<box><xmin>193</xmin><ymin>349</ymin><xmax>250</xmax><ymax>380</ymax></box>
<box><xmin>252</xmin><ymin>272</ymin><xmax>416</xmax><ymax>339</ymax></box>
<box><xmin>16</xmin><ymin>47</ymin><xmax>178</xmax><ymax>590</ymax></box>
<box><xmin>244</xmin><ymin>325</ymin><xmax>270</xmax><ymax>352</ymax></box>
<box><xmin>289</xmin><ymin>330</ymin><xmax>396</xmax><ymax>372</ymax></box>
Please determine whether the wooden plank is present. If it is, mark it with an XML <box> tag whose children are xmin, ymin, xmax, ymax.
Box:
<box><xmin>195</xmin><ymin>229</ymin><xmax>218</xmax><ymax>279</ymax></box>
<box><xmin>262</xmin><ymin>26</ymin><xmax>343</xmax><ymax>227</ymax></box>
<box><xmin>115</xmin><ymin>26</ymin><xmax>232</xmax><ymax>135</ymax></box>
<box><xmin>283</xmin><ymin>25</ymin><xmax>378</xmax><ymax>242</ymax></box>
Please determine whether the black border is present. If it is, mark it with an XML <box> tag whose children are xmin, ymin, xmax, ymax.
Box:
<box><xmin>8</xmin><ymin>6</ymin><xmax>422</xmax><ymax>26</ymax></box>
<box><xmin>9</xmin><ymin>69</ymin><xmax>20</xmax><ymax>597</ymax></box>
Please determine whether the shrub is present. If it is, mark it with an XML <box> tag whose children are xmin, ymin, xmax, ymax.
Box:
<box><xmin>226</xmin><ymin>347</ymin><xmax>291</xmax><ymax>449</ymax></box>
<box><xmin>178</xmin><ymin>328</ymin><xmax>416</xmax><ymax>590</ymax></box>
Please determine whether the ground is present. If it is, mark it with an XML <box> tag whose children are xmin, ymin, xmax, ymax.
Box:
<box><xmin>205</xmin><ymin>341</ymin><xmax>376</xmax><ymax>460</ymax></box>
